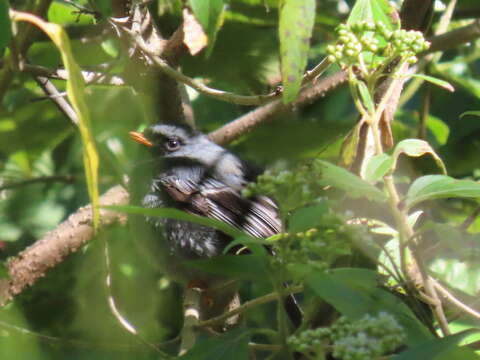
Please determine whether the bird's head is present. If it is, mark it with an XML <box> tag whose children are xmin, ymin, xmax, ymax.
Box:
<box><xmin>130</xmin><ymin>124</ymin><xmax>246</xmax><ymax>182</ymax></box>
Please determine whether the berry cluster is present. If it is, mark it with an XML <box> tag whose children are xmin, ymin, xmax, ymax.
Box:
<box><xmin>276</xmin><ymin>213</ymin><xmax>352</xmax><ymax>269</ymax></box>
<box><xmin>289</xmin><ymin>312</ymin><xmax>405</xmax><ymax>360</ymax></box>
<box><xmin>326</xmin><ymin>21</ymin><xmax>430</xmax><ymax>70</ymax></box>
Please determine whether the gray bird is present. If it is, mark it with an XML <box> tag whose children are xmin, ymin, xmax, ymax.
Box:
<box><xmin>130</xmin><ymin>123</ymin><xmax>302</xmax><ymax>327</ymax></box>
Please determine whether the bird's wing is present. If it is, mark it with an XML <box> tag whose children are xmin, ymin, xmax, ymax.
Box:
<box><xmin>197</xmin><ymin>179</ymin><xmax>282</xmax><ymax>238</ymax></box>
<box><xmin>159</xmin><ymin>175</ymin><xmax>282</xmax><ymax>238</ymax></box>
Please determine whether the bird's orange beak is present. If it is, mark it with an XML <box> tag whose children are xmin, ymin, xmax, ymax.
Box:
<box><xmin>129</xmin><ymin>131</ymin><xmax>153</xmax><ymax>147</ymax></box>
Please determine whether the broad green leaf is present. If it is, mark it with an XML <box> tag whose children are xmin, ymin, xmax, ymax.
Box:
<box><xmin>364</xmin><ymin>153</ymin><xmax>394</xmax><ymax>183</ymax></box>
<box><xmin>187</xmin><ymin>255</ymin><xmax>269</xmax><ymax>281</ymax></box>
<box><xmin>392</xmin><ymin>330</ymin><xmax>480</xmax><ymax>360</ymax></box>
<box><xmin>427</xmin><ymin>115</ymin><xmax>449</xmax><ymax>145</ymax></box>
<box><xmin>189</xmin><ymin>0</ymin><xmax>224</xmax><ymax>54</ymax></box>
<box><xmin>411</xmin><ymin>74</ymin><xmax>455</xmax><ymax>92</ymax></box>
<box><xmin>347</xmin><ymin>0</ymin><xmax>398</xmax><ymax>30</ymax></box>
<box><xmin>105</xmin><ymin>205</ymin><xmax>247</xmax><ymax>239</ymax></box>
<box><xmin>12</xmin><ymin>12</ymin><xmax>100</xmax><ymax>229</ymax></box>
<box><xmin>405</xmin><ymin>175</ymin><xmax>480</xmax><ymax>209</ymax></box>
<box><xmin>461</xmin><ymin>111</ymin><xmax>480</xmax><ymax>118</ymax></box>
<box><xmin>392</xmin><ymin>139</ymin><xmax>447</xmax><ymax>174</ymax></box>
<box><xmin>181</xmin><ymin>328</ymin><xmax>250</xmax><ymax>360</ymax></box>
<box><xmin>100</xmin><ymin>38</ymin><xmax>120</xmax><ymax>58</ymax></box>
<box><xmin>48</xmin><ymin>1</ymin><xmax>94</xmax><ymax>25</ymax></box>
<box><xmin>430</xmin><ymin>256</ymin><xmax>480</xmax><ymax>297</ymax></box>
<box><xmin>429</xmin><ymin>225</ymin><xmax>480</xmax><ymax>296</ymax></box>
<box><xmin>288</xmin><ymin>202</ymin><xmax>329</xmax><ymax>232</ymax></box>
<box><xmin>0</xmin><ymin>303</ymin><xmax>48</xmax><ymax>358</ymax></box>
<box><xmin>305</xmin><ymin>268</ymin><xmax>432</xmax><ymax>345</ymax></box>
<box><xmin>0</xmin><ymin>0</ymin><xmax>11</xmax><ymax>53</ymax></box>
<box><xmin>279</xmin><ymin>0</ymin><xmax>316</xmax><ymax>103</ymax></box>
<box><xmin>315</xmin><ymin>160</ymin><xmax>387</xmax><ymax>202</ymax></box>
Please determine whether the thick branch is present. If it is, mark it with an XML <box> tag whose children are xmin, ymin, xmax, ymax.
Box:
<box><xmin>209</xmin><ymin>71</ymin><xmax>347</xmax><ymax>145</ymax></box>
<box><xmin>0</xmin><ymin>185</ymin><xmax>129</xmax><ymax>306</ymax></box>
<box><xmin>426</xmin><ymin>19</ymin><xmax>480</xmax><ymax>54</ymax></box>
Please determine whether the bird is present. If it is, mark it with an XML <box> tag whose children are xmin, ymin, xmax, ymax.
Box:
<box><xmin>130</xmin><ymin>123</ymin><xmax>302</xmax><ymax>327</ymax></box>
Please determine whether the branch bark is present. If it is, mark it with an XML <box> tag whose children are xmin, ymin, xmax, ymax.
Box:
<box><xmin>0</xmin><ymin>185</ymin><xmax>129</xmax><ymax>306</ymax></box>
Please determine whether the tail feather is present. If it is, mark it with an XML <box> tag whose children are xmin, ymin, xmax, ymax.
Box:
<box><xmin>284</xmin><ymin>291</ymin><xmax>303</xmax><ymax>328</ymax></box>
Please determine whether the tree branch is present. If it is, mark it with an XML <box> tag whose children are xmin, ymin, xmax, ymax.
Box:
<box><xmin>0</xmin><ymin>185</ymin><xmax>129</xmax><ymax>306</ymax></box>
<box><xmin>209</xmin><ymin>71</ymin><xmax>348</xmax><ymax>145</ymax></box>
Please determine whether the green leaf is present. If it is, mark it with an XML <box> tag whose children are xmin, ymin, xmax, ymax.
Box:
<box><xmin>392</xmin><ymin>139</ymin><xmax>447</xmax><ymax>174</ymax></box>
<box><xmin>0</xmin><ymin>0</ymin><xmax>11</xmax><ymax>53</ymax></box>
<box><xmin>288</xmin><ymin>202</ymin><xmax>329</xmax><ymax>233</ymax></box>
<box><xmin>100</xmin><ymin>38</ymin><xmax>120</xmax><ymax>58</ymax></box>
<box><xmin>186</xmin><ymin>255</ymin><xmax>269</xmax><ymax>281</ymax></box>
<box><xmin>392</xmin><ymin>330</ymin><xmax>480</xmax><ymax>360</ymax></box>
<box><xmin>405</xmin><ymin>175</ymin><xmax>480</xmax><ymax>209</ymax></box>
<box><xmin>364</xmin><ymin>153</ymin><xmax>394</xmax><ymax>183</ymax></box>
<box><xmin>427</xmin><ymin>115</ymin><xmax>450</xmax><ymax>145</ymax></box>
<box><xmin>461</xmin><ymin>111</ymin><xmax>480</xmax><ymax>118</ymax></box>
<box><xmin>305</xmin><ymin>268</ymin><xmax>432</xmax><ymax>345</ymax></box>
<box><xmin>0</xmin><ymin>262</ymin><xmax>7</xmax><ymax>278</ymax></box>
<box><xmin>411</xmin><ymin>74</ymin><xmax>455</xmax><ymax>92</ymax></box>
<box><xmin>181</xmin><ymin>328</ymin><xmax>250</xmax><ymax>360</ymax></box>
<box><xmin>189</xmin><ymin>0</ymin><xmax>224</xmax><ymax>54</ymax></box>
<box><xmin>357</xmin><ymin>81</ymin><xmax>375</xmax><ymax>115</ymax></box>
<box><xmin>105</xmin><ymin>205</ymin><xmax>247</xmax><ymax>239</ymax></box>
<box><xmin>11</xmin><ymin>14</ymin><xmax>101</xmax><ymax>230</ymax></box>
<box><xmin>347</xmin><ymin>0</ymin><xmax>398</xmax><ymax>30</ymax></box>
<box><xmin>279</xmin><ymin>0</ymin><xmax>316</xmax><ymax>103</ymax></box>
<box><xmin>315</xmin><ymin>160</ymin><xmax>387</xmax><ymax>202</ymax></box>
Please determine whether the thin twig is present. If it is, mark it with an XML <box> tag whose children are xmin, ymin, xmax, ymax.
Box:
<box><xmin>0</xmin><ymin>175</ymin><xmax>75</xmax><ymax>191</ymax></box>
<box><xmin>248</xmin><ymin>342</ymin><xmax>284</xmax><ymax>352</ymax></box>
<box><xmin>432</xmin><ymin>278</ymin><xmax>480</xmax><ymax>321</ymax></box>
<box><xmin>179</xmin><ymin>287</ymin><xmax>203</xmax><ymax>355</ymax></box>
<box><xmin>196</xmin><ymin>285</ymin><xmax>303</xmax><ymax>329</ymax></box>
<box><xmin>460</xmin><ymin>205</ymin><xmax>480</xmax><ymax>231</ymax></box>
<box><xmin>34</xmin><ymin>76</ymin><xmax>79</xmax><ymax>125</ymax></box>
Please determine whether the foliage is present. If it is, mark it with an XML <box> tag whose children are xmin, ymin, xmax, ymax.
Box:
<box><xmin>1</xmin><ymin>0</ymin><xmax>480</xmax><ymax>360</ymax></box>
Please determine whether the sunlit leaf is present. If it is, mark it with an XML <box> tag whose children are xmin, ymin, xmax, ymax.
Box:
<box><xmin>411</xmin><ymin>74</ymin><xmax>455</xmax><ymax>93</ymax></box>
<box><xmin>279</xmin><ymin>0</ymin><xmax>316</xmax><ymax>103</ymax></box>
<box><xmin>315</xmin><ymin>160</ymin><xmax>387</xmax><ymax>202</ymax></box>
<box><xmin>189</xmin><ymin>0</ymin><xmax>224</xmax><ymax>55</ymax></box>
<box><xmin>405</xmin><ymin>175</ymin><xmax>480</xmax><ymax>209</ymax></box>
<box><xmin>461</xmin><ymin>111</ymin><xmax>480</xmax><ymax>118</ymax></box>
<box><xmin>364</xmin><ymin>153</ymin><xmax>394</xmax><ymax>183</ymax></box>
<box><xmin>392</xmin><ymin>139</ymin><xmax>447</xmax><ymax>174</ymax></box>
<box><xmin>347</xmin><ymin>0</ymin><xmax>398</xmax><ymax>30</ymax></box>
<box><xmin>11</xmin><ymin>11</ymin><xmax>100</xmax><ymax>229</ymax></box>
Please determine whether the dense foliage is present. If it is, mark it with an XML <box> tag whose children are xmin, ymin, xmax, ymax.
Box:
<box><xmin>1</xmin><ymin>0</ymin><xmax>480</xmax><ymax>359</ymax></box>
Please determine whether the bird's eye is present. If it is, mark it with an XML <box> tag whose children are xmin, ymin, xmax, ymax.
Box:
<box><xmin>165</xmin><ymin>138</ymin><xmax>181</xmax><ymax>151</ymax></box>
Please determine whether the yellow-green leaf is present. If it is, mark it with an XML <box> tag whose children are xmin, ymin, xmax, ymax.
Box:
<box><xmin>11</xmin><ymin>11</ymin><xmax>100</xmax><ymax>229</ymax></box>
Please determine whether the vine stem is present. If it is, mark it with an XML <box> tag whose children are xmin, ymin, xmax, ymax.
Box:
<box><xmin>365</xmin><ymin>61</ymin><xmax>451</xmax><ymax>336</ymax></box>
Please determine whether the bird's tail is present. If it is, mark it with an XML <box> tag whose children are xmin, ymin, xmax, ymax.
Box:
<box><xmin>283</xmin><ymin>288</ymin><xmax>303</xmax><ymax>328</ymax></box>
